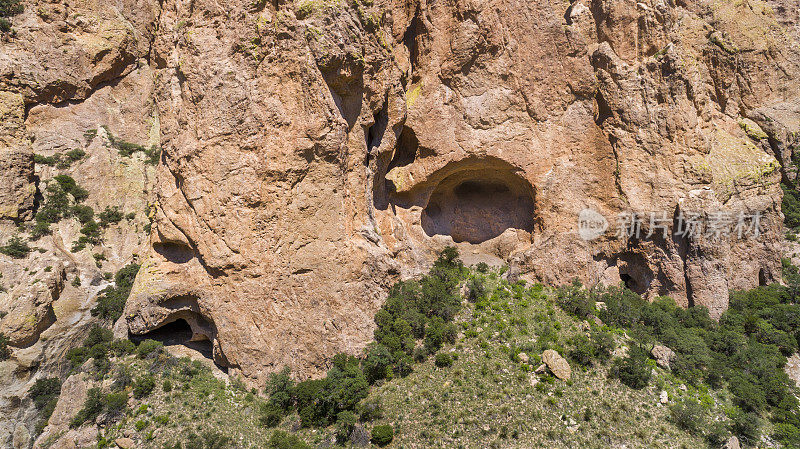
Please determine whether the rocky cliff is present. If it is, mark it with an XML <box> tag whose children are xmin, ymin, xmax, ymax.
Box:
<box><xmin>0</xmin><ymin>0</ymin><xmax>799</xmax><ymax>444</ymax></box>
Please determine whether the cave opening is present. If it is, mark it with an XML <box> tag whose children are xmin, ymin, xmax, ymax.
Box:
<box><xmin>130</xmin><ymin>318</ymin><xmax>217</xmax><ymax>367</ymax></box>
<box><xmin>420</xmin><ymin>168</ymin><xmax>536</xmax><ymax>244</ymax></box>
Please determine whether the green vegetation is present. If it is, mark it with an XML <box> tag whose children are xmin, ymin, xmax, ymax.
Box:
<box><xmin>102</xmin><ymin>126</ymin><xmax>161</xmax><ymax>165</ymax></box>
<box><xmin>28</xmin><ymin>377</ymin><xmax>62</xmax><ymax>432</ymax></box>
<box><xmin>33</xmin><ymin>149</ymin><xmax>86</xmax><ymax>168</ymax></box>
<box><xmin>0</xmin><ymin>0</ymin><xmax>22</xmax><ymax>32</ymax></box>
<box><xmin>91</xmin><ymin>263</ymin><xmax>140</xmax><ymax>321</ymax></box>
<box><xmin>0</xmin><ymin>236</ymin><xmax>31</xmax><ymax>258</ymax></box>
<box><xmin>555</xmin><ymin>277</ymin><xmax>800</xmax><ymax>447</ymax></box>
<box><xmin>32</xmin><ymin>248</ymin><xmax>800</xmax><ymax>448</ymax></box>
<box><xmin>370</xmin><ymin>424</ymin><xmax>394</xmax><ymax>446</ymax></box>
<box><xmin>0</xmin><ymin>332</ymin><xmax>10</xmax><ymax>360</ymax></box>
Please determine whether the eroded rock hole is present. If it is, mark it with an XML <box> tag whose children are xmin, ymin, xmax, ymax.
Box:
<box><xmin>153</xmin><ymin>242</ymin><xmax>194</xmax><ymax>264</ymax></box>
<box><xmin>130</xmin><ymin>316</ymin><xmax>222</xmax><ymax>371</ymax></box>
<box><xmin>421</xmin><ymin>169</ymin><xmax>535</xmax><ymax>243</ymax></box>
<box><xmin>387</xmin><ymin>126</ymin><xmax>419</xmax><ymax>172</ymax></box>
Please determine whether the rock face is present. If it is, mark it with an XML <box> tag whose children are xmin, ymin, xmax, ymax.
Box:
<box><xmin>0</xmin><ymin>0</ymin><xmax>798</xmax><ymax>399</ymax></box>
<box><xmin>104</xmin><ymin>0</ymin><xmax>800</xmax><ymax>384</ymax></box>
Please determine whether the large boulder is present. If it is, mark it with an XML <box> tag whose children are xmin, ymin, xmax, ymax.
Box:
<box><xmin>542</xmin><ymin>350</ymin><xmax>571</xmax><ymax>380</ymax></box>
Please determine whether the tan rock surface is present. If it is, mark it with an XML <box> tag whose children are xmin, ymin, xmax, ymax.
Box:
<box><xmin>542</xmin><ymin>349</ymin><xmax>571</xmax><ymax>380</ymax></box>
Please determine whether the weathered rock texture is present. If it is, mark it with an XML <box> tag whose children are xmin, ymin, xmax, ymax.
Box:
<box><xmin>114</xmin><ymin>0</ymin><xmax>800</xmax><ymax>386</ymax></box>
<box><xmin>0</xmin><ymin>2</ymin><xmax>158</xmax><ymax>446</ymax></box>
<box><xmin>0</xmin><ymin>0</ymin><xmax>799</xmax><ymax>426</ymax></box>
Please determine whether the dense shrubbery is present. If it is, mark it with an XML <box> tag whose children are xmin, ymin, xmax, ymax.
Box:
<box><xmin>28</xmin><ymin>377</ymin><xmax>61</xmax><ymax>430</ymax></box>
<box><xmin>557</xmin><ymin>277</ymin><xmax>800</xmax><ymax>446</ymax></box>
<box><xmin>783</xmin><ymin>182</ymin><xmax>800</xmax><ymax>230</ymax></box>
<box><xmin>267</xmin><ymin>430</ymin><xmax>312</xmax><ymax>449</ymax></box>
<box><xmin>0</xmin><ymin>236</ymin><xmax>30</xmax><ymax>258</ymax></box>
<box><xmin>371</xmin><ymin>424</ymin><xmax>394</xmax><ymax>446</ymax></box>
<box><xmin>91</xmin><ymin>263</ymin><xmax>140</xmax><ymax>321</ymax></box>
<box><xmin>370</xmin><ymin>247</ymin><xmax>465</xmax><ymax>381</ymax></box>
<box><xmin>0</xmin><ymin>332</ymin><xmax>9</xmax><ymax>360</ymax></box>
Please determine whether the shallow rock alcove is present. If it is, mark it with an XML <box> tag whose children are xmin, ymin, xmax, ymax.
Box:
<box><xmin>420</xmin><ymin>167</ymin><xmax>536</xmax><ymax>243</ymax></box>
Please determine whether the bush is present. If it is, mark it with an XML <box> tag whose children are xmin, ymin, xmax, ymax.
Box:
<box><xmin>92</xmin><ymin>264</ymin><xmax>140</xmax><ymax>321</ymax></box>
<box><xmin>371</xmin><ymin>425</ymin><xmax>394</xmax><ymax>446</ymax></box>
<box><xmin>136</xmin><ymin>339</ymin><xmax>163</xmax><ymax>359</ymax></box>
<box><xmin>98</xmin><ymin>206</ymin><xmax>124</xmax><ymax>227</ymax></box>
<box><xmin>70</xmin><ymin>388</ymin><xmax>105</xmax><ymax>427</ymax></box>
<box><xmin>335</xmin><ymin>411</ymin><xmax>357</xmax><ymax>444</ymax></box>
<box><xmin>29</xmin><ymin>377</ymin><xmax>61</xmax><ymax>411</ymax></box>
<box><xmin>357</xmin><ymin>397</ymin><xmax>383</xmax><ymax>422</ymax></box>
<box><xmin>0</xmin><ymin>236</ymin><xmax>31</xmax><ymax>258</ymax></box>
<box><xmin>0</xmin><ymin>332</ymin><xmax>10</xmax><ymax>360</ymax></box>
<box><xmin>267</xmin><ymin>430</ymin><xmax>312</xmax><ymax>449</ymax></box>
<box><xmin>556</xmin><ymin>280</ymin><xmax>595</xmax><ymax>318</ymax></box>
<box><xmin>162</xmin><ymin>379</ymin><xmax>172</xmax><ymax>392</ymax></box>
<box><xmin>363</xmin><ymin>344</ymin><xmax>393</xmax><ymax>383</ymax></box>
<box><xmin>265</xmin><ymin>366</ymin><xmax>295</xmax><ymax>411</ymax></box>
<box><xmin>104</xmin><ymin>392</ymin><xmax>127</xmax><ymax>416</ymax></box>
<box><xmin>434</xmin><ymin>352</ymin><xmax>453</xmax><ymax>368</ymax></box>
<box><xmin>85</xmin><ymin>325</ymin><xmax>113</xmax><ymax>347</ymax></box>
<box><xmin>611</xmin><ymin>346</ymin><xmax>651</xmax><ymax>389</ymax></box>
<box><xmin>132</xmin><ymin>375</ymin><xmax>156</xmax><ymax>398</ymax></box>
<box><xmin>258</xmin><ymin>402</ymin><xmax>284</xmax><ymax>428</ymax></box>
<box><xmin>668</xmin><ymin>399</ymin><xmax>705</xmax><ymax>435</ymax></box>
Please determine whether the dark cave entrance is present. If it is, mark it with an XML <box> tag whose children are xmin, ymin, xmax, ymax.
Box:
<box><xmin>130</xmin><ymin>318</ymin><xmax>216</xmax><ymax>363</ymax></box>
<box><xmin>420</xmin><ymin>168</ymin><xmax>536</xmax><ymax>244</ymax></box>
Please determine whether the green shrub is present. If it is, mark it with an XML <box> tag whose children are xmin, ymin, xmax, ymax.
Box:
<box><xmin>72</xmin><ymin>205</ymin><xmax>94</xmax><ymax>224</ymax></box>
<box><xmin>668</xmin><ymin>399</ymin><xmax>705</xmax><ymax>435</ymax></box>
<box><xmin>65</xmin><ymin>148</ymin><xmax>86</xmax><ymax>161</ymax></box>
<box><xmin>556</xmin><ymin>280</ymin><xmax>595</xmax><ymax>318</ymax></box>
<box><xmin>371</xmin><ymin>424</ymin><xmax>394</xmax><ymax>446</ymax></box>
<box><xmin>33</xmin><ymin>154</ymin><xmax>58</xmax><ymax>166</ymax></box>
<box><xmin>92</xmin><ymin>263</ymin><xmax>140</xmax><ymax>321</ymax></box>
<box><xmin>258</xmin><ymin>402</ymin><xmax>284</xmax><ymax>428</ymax></box>
<box><xmin>70</xmin><ymin>388</ymin><xmax>105</xmax><ymax>427</ymax></box>
<box><xmin>267</xmin><ymin>430</ymin><xmax>311</xmax><ymax>449</ymax></box>
<box><xmin>335</xmin><ymin>410</ymin><xmax>357</xmax><ymax>444</ymax></box>
<box><xmin>135</xmin><ymin>419</ymin><xmax>149</xmax><ymax>431</ymax></box>
<box><xmin>0</xmin><ymin>332</ymin><xmax>9</xmax><ymax>360</ymax></box>
<box><xmin>110</xmin><ymin>339</ymin><xmax>136</xmax><ymax>356</ymax></box>
<box><xmin>611</xmin><ymin>346</ymin><xmax>651</xmax><ymax>389</ymax></box>
<box><xmin>98</xmin><ymin>206</ymin><xmax>124</xmax><ymax>227</ymax></box>
<box><xmin>133</xmin><ymin>375</ymin><xmax>156</xmax><ymax>398</ymax></box>
<box><xmin>434</xmin><ymin>352</ymin><xmax>453</xmax><ymax>368</ymax></box>
<box><xmin>104</xmin><ymin>392</ymin><xmax>127</xmax><ymax>415</ymax></box>
<box><xmin>357</xmin><ymin>397</ymin><xmax>383</xmax><ymax>422</ymax></box>
<box><xmin>30</xmin><ymin>220</ymin><xmax>51</xmax><ymax>240</ymax></box>
<box><xmin>363</xmin><ymin>344</ymin><xmax>393</xmax><ymax>383</ymax></box>
<box><xmin>162</xmin><ymin>379</ymin><xmax>173</xmax><ymax>392</ymax></box>
<box><xmin>85</xmin><ymin>325</ymin><xmax>113</xmax><ymax>347</ymax></box>
<box><xmin>265</xmin><ymin>366</ymin><xmax>295</xmax><ymax>411</ymax></box>
<box><xmin>0</xmin><ymin>236</ymin><xmax>31</xmax><ymax>258</ymax></box>
<box><xmin>29</xmin><ymin>377</ymin><xmax>61</xmax><ymax>410</ymax></box>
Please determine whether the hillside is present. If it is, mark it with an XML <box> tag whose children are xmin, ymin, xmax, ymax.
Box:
<box><xmin>26</xmin><ymin>252</ymin><xmax>800</xmax><ymax>448</ymax></box>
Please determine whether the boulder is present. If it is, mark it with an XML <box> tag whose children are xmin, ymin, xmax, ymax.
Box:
<box><xmin>724</xmin><ymin>436</ymin><xmax>740</xmax><ymax>449</ymax></box>
<box><xmin>651</xmin><ymin>345</ymin><xmax>676</xmax><ymax>369</ymax></box>
<box><xmin>115</xmin><ymin>438</ymin><xmax>135</xmax><ymax>449</ymax></box>
<box><xmin>542</xmin><ymin>350</ymin><xmax>571</xmax><ymax>380</ymax></box>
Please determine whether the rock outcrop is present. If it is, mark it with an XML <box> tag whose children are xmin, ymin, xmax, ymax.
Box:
<box><xmin>0</xmin><ymin>0</ymin><xmax>798</xmax><ymax>413</ymax></box>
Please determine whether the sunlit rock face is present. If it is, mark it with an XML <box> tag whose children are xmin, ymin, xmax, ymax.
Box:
<box><xmin>94</xmin><ymin>0</ymin><xmax>800</xmax><ymax>384</ymax></box>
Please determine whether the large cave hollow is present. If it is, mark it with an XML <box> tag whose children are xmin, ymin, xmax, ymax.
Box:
<box><xmin>130</xmin><ymin>313</ymin><xmax>223</xmax><ymax>371</ymax></box>
<box><xmin>420</xmin><ymin>168</ymin><xmax>536</xmax><ymax>244</ymax></box>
